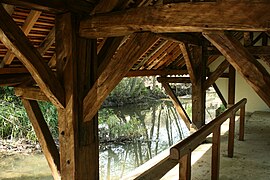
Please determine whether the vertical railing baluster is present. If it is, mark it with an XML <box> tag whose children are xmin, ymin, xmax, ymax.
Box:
<box><xmin>212</xmin><ymin>126</ymin><xmax>221</xmax><ymax>180</ymax></box>
<box><xmin>239</xmin><ymin>105</ymin><xmax>245</xmax><ymax>141</ymax></box>
<box><xmin>179</xmin><ymin>152</ymin><xmax>191</xmax><ymax>180</ymax></box>
<box><xmin>228</xmin><ymin>112</ymin><xmax>235</xmax><ymax>158</ymax></box>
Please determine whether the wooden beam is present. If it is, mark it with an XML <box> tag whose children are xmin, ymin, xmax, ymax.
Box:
<box><xmin>204</xmin><ymin>60</ymin><xmax>230</xmax><ymax>91</ymax></box>
<box><xmin>212</xmin><ymin>83</ymin><xmax>227</xmax><ymax>108</ymax></box>
<box><xmin>38</xmin><ymin>27</ymin><xmax>55</xmax><ymax>56</ymax></box>
<box><xmin>0</xmin><ymin>4</ymin><xmax>65</xmax><ymax>108</ymax></box>
<box><xmin>80</xmin><ymin>2</ymin><xmax>270</xmax><ymax>38</ymax></box>
<box><xmin>203</xmin><ymin>31</ymin><xmax>270</xmax><ymax>108</ymax></box>
<box><xmin>157</xmin><ymin>76</ymin><xmax>191</xmax><ymax>83</ymax></box>
<box><xmin>1</xmin><ymin>0</ymin><xmax>67</xmax><ymax>13</ymax></box>
<box><xmin>125</xmin><ymin>69</ymin><xmax>188</xmax><ymax>77</ymax></box>
<box><xmin>56</xmin><ymin>13</ymin><xmax>99</xmax><ymax>179</ymax></box>
<box><xmin>0</xmin><ymin>74</ymin><xmax>31</xmax><ymax>86</ymax></box>
<box><xmin>22</xmin><ymin>99</ymin><xmax>60</xmax><ymax>179</ymax></box>
<box><xmin>161</xmin><ymin>82</ymin><xmax>192</xmax><ymax>129</ymax></box>
<box><xmin>1</xmin><ymin>10</ymin><xmax>42</xmax><ymax>67</ymax></box>
<box><xmin>15</xmin><ymin>87</ymin><xmax>49</xmax><ymax>101</ymax></box>
<box><xmin>179</xmin><ymin>43</ymin><xmax>196</xmax><ymax>84</ymax></box>
<box><xmin>0</xmin><ymin>67</ymin><xmax>28</xmax><ymax>74</ymax></box>
<box><xmin>228</xmin><ymin>65</ymin><xmax>235</xmax><ymax>158</ymax></box>
<box><xmin>158</xmin><ymin>33</ymin><xmax>202</xmax><ymax>45</ymax></box>
<box><xmin>208</xmin><ymin>46</ymin><xmax>270</xmax><ymax>56</ymax></box>
<box><xmin>83</xmin><ymin>33</ymin><xmax>159</xmax><ymax>122</ymax></box>
<box><xmin>191</xmin><ymin>45</ymin><xmax>206</xmax><ymax>129</ymax></box>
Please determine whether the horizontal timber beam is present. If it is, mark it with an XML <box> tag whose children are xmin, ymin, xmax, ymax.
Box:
<box><xmin>80</xmin><ymin>2</ymin><xmax>270</xmax><ymax>38</ymax></box>
<box><xmin>157</xmin><ymin>77</ymin><xmax>191</xmax><ymax>83</ymax></box>
<box><xmin>15</xmin><ymin>87</ymin><xmax>49</xmax><ymax>101</ymax></box>
<box><xmin>125</xmin><ymin>69</ymin><xmax>188</xmax><ymax>77</ymax></box>
<box><xmin>208</xmin><ymin>46</ymin><xmax>270</xmax><ymax>56</ymax></box>
<box><xmin>0</xmin><ymin>74</ymin><xmax>31</xmax><ymax>86</ymax></box>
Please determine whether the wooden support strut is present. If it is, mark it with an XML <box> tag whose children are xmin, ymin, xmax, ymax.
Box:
<box><xmin>203</xmin><ymin>31</ymin><xmax>270</xmax><ymax>108</ymax></box>
<box><xmin>22</xmin><ymin>99</ymin><xmax>60</xmax><ymax>179</ymax></box>
<box><xmin>0</xmin><ymin>4</ymin><xmax>65</xmax><ymax>108</ymax></box>
<box><xmin>161</xmin><ymin>82</ymin><xmax>192</xmax><ymax>129</ymax></box>
<box><xmin>83</xmin><ymin>33</ymin><xmax>159</xmax><ymax>122</ymax></box>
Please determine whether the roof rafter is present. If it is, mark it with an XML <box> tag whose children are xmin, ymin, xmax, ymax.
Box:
<box><xmin>80</xmin><ymin>2</ymin><xmax>270</xmax><ymax>38</ymax></box>
<box><xmin>1</xmin><ymin>9</ymin><xmax>41</xmax><ymax>67</ymax></box>
<box><xmin>203</xmin><ymin>31</ymin><xmax>270</xmax><ymax>108</ymax></box>
<box><xmin>0</xmin><ymin>4</ymin><xmax>65</xmax><ymax>108</ymax></box>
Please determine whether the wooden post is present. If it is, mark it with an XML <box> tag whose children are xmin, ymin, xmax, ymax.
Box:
<box><xmin>239</xmin><ymin>105</ymin><xmax>246</xmax><ymax>141</ymax></box>
<box><xmin>179</xmin><ymin>152</ymin><xmax>191</xmax><ymax>180</ymax></box>
<box><xmin>228</xmin><ymin>65</ymin><xmax>235</xmax><ymax>158</ymax></box>
<box><xmin>191</xmin><ymin>45</ymin><xmax>206</xmax><ymax>129</ymax></box>
<box><xmin>211</xmin><ymin>126</ymin><xmax>221</xmax><ymax>180</ymax></box>
<box><xmin>56</xmin><ymin>13</ymin><xmax>99</xmax><ymax>179</ymax></box>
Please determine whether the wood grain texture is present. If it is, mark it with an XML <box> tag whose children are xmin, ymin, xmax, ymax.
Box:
<box><xmin>15</xmin><ymin>87</ymin><xmax>49</xmax><ymax>101</ymax></box>
<box><xmin>0</xmin><ymin>4</ymin><xmax>65</xmax><ymax>108</ymax></box>
<box><xmin>80</xmin><ymin>2</ymin><xmax>270</xmax><ymax>37</ymax></box>
<box><xmin>83</xmin><ymin>33</ymin><xmax>159</xmax><ymax>122</ymax></box>
<box><xmin>56</xmin><ymin>13</ymin><xmax>99</xmax><ymax>179</ymax></box>
<box><xmin>203</xmin><ymin>31</ymin><xmax>270</xmax><ymax>107</ymax></box>
<box><xmin>1</xmin><ymin>10</ymin><xmax>41</xmax><ymax>67</ymax></box>
<box><xmin>204</xmin><ymin>60</ymin><xmax>230</xmax><ymax>90</ymax></box>
<box><xmin>22</xmin><ymin>99</ymin><xmax>60</xmax><ymax>179</ymax></box>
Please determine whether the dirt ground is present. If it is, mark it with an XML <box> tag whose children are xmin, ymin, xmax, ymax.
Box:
<box><xmin>162</xmin><ymin>111</ymin><xmax>270</xmax><ymax>180</ymax></box>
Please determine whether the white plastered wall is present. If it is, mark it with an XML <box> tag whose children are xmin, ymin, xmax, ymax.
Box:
<box><xmin>209</xmin><ymin>57</ymin><xmax>270</xmax><ymax>113</ymax></box>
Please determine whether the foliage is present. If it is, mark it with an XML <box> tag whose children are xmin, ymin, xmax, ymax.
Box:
<box><xmin>0</xmin><ymin>87</ymin><xmax>58</xmax><ymax>142</ymax></box>
<box><xmin>99</xmin><ymin>108</ymin><xmax>144</xmax><ymax>141</ymax></box>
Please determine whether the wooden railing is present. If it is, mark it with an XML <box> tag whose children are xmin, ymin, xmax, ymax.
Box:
<box><xmin>127</xmin><ymin>98</ymin><xmax>247</xmax><ymax>180</ymax></box>
<box><xmin>170</xmin><ymin>98</ymin><xmax>247</xmax><ymax>180</ymax></box>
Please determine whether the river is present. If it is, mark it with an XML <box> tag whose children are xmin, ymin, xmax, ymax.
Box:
<box><xmin>0</xmin><ymin>92</ymin><xmax>221</xmax><ymax>179</ymax></box>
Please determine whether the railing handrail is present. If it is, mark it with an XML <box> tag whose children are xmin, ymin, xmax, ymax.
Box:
<box><xmin>170</xmin><ymin>98</ymin><xmax>247</xmax><ymax>160</ymax></box>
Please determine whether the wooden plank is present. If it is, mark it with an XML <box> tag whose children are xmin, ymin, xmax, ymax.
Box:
<box><xmin>15</xmin><ymin>87</ymin><xmax>49</xmax><ymax>102</ymax></box>
<box><xmin>56</xmin><ymin>13</ymin><xmax>99</xmax><ymax>179</ymax></box>
<box><xmin>157</xmin><ymin>77</ymin><xmax>191</xmax><ymax>83</ymax></box>
<box><xmin>22</xmin><ymin>99</ymin><xmax>60</xmax><ymax>179</ymax></box>
<box><xmin>204</xmin><ymin>31</ymin><xmax>270</xmax><ymax>107</ymax></box>
<box><xmin>0</xmin><ymin>4</ymin><xmax>65</xmax><ymax>108</ymax></box>
<box><xmin>38</xmin><ymin>27</ymin><xmax>55</xmax><ymax>56</ymax></box>
<box><xmin>204</xmin><ymin>60</ymin><xmax>230</xmax><ymax>91</ymax></box>
<box><xmin>161</xmin><ymin>82</ymin><xmax>192</xmax><ymax>129</ymax></box>
<box><xmin>179</xmin><ymin>43</ymin><xmax>196</xmax><ymax>84</ymax></box>
<box><xmin>125</xmin><ymin>69</ymin><xmax>188</xmax><ymax>77</ymax></box>
<box><xmin>179</xmin><ymin>153</ymin><xmax>191</xmax><ymax>180</ymax></box>
<box><xmin>0</xmin><ymin>67</ymin><xmax>28</xmax><ymax>74</ymax></box>
<box><xmin>1</xmin><ymin>10</ymin><xmax>42</xmax><ymax>67</ymax></box>
<box><xmin>0</xmin><ymin>74</ymin><xmax>31</xmax><ymax>86</ymax></box>
<box><xmin>1</xmin><ymin>0</ymin><xmax>67</xmax><ymax>13</ymax></box>
<box><xmin>80</xmin><ymin>2</ymin><xmax>270</xmax><ymax>38</ymax></box>
<box><xmin>211</xmin><ymin>126</ymin><xmax>221</xmax><ymax>180</ymax></box>
<box><xmin>213</xmin><ymin>83</ymin><xmax>227</xmax><ymax>108</ymax></box>
<box><xmin>83</xmin><ymin>33</ymin><xmax>159</xmax><ymax>122</ymax></box>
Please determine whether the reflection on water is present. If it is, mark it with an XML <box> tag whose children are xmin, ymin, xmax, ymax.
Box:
<box><xmin>0</xmin><ymin>92</ymin><xmax>221</xmax><ymax>179</ymax></box>
<box><xmin>0</xmin><ymin>153</ymin><xmax>52</xmax><ymax>180</ymax></box>
<box><xmin>99</xmin><ymin>101</ymin><xmax>190</xmax><ymax>179</ymax></box>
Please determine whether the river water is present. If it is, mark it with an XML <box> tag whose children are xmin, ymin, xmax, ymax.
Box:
<box><xmin>0</xmin><ymin>92</ymin><xmax>221</xmax><ymax>179</ymax></box>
